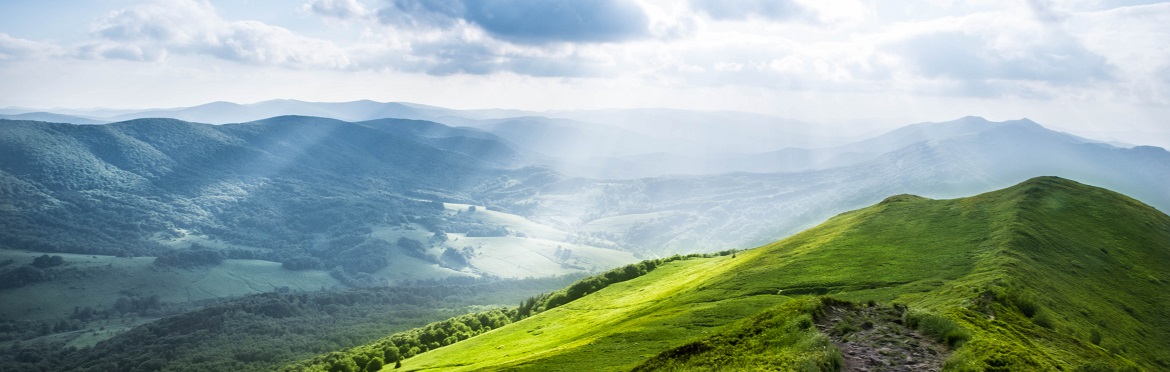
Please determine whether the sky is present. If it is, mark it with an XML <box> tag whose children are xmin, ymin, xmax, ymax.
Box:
<box><xmin>1</xmin><ymin>0</ymin><xmax>1168</xmax><ymax>147</ymax></box>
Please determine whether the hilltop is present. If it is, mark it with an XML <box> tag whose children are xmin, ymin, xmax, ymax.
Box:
<box><xmin>293</xmin><ymin>177</ymin><xmax>1169</xmax><ymax>371</ymax></box>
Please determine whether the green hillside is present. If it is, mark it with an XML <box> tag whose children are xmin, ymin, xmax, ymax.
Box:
<box><xmin>291</xmin><ymin>176</ymin><xmax>1169</xmax><ymax>371</ymax></box>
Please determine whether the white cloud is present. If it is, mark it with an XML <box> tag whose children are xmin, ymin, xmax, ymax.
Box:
<box><xmin>80</xmin><ymin>0</ymin><xmax>351</xmax><ymax>68</ymax></box>
<box><xmin>302</xmin><ymin>0</ymin><xmax>369</xmax><ymax>20</ymax></box>
<box><xmin>1066</xmin><ymin>3</ymin><xmax>1170</xmax><ymax>105</ymax></box>
<box><xmin>0</xmin><ymin>33</ymin><xmax>64</xmax><ymax>60</ymax></box>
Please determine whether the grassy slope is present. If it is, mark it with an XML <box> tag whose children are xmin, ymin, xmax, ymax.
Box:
<box><xmin>388</xmin><ymin>177</ymin><xmax>1169</xmax><ymax>371</ymax></box>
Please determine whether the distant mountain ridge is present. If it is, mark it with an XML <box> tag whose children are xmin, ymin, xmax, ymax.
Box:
<box><xmin>3</xmin><ymin>113</ymin><xmax>1165</xmax><ymax>258</ymax></box>
<box><xmin>517</xmin><ymin>116</ymin><xmax>1169</xmax><ymax>254</ymax></box>
<box><xmin>553</xmin><ymin>116</ymin><xmax>1113</xmax><ymax>178</ymax></box>
<box><xmin>0</xmin><ymin>116</ymin><xmax>542</xmax><ymax>270</ymax></box>
<box><xmin>11</xmin><ymin>99</ymin><xmax>860</xmax><ymax>158</ymax></box>
<box><xmin>0</xmin><ymin>112</ymin><xmax>108</xmax><ymax>124</ymax></box>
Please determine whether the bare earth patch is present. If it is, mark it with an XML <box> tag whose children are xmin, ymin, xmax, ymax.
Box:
<box><xmin>817</xmin><ymin>303</ymin><xmax>950</xmax><ymax>372</ymax></box>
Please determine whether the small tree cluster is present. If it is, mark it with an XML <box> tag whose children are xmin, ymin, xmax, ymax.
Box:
<box><xmin>31</xmin><ymin>254</ymin><xmax>65</xmax><ymax>268</ymax></box>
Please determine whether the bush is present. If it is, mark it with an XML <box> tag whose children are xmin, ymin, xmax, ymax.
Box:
<box><xmin>30</xmin><ymin>254</ymin><xmax>64</xmax><ymax>268</ymax></box>
<box><xmin>1012</xmin><ymin>294</ymin><xmax>1040</xmax><ymax>318</ymax></box>
<box><xmin>1032</xmin><ymin>310</ymin><xmax>1054</xmax><ymax>329</ymax></box>
<box><xmin>397</xmin><ymin>237</ymin><xmax>426</xmax><ymax>257</ymax></box>
<box><xmin>903</xmin><ymin>310</ymin><xmax>970</xmax><ymax>348</ymax></box>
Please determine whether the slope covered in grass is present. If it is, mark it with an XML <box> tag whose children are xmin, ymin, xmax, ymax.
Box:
<box><xmin>319</xmin><ymin>176</ymin><xmax>1169</xmax><ymax>371</ymax></box>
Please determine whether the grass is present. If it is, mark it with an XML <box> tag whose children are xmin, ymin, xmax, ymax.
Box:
<box><xmin>286</xmin><ymin>176</ymin><xmax>1168</xmax><ymax>371</ymax></box>
<box><xmin>395</xmin><ymin>253</ymin><xmax>774</xmax><ymax>371</ymax></box>
<box><xmin>630</xmin><ymin>297</ymin><xmax>842</xmax><ymax>372</ymax></box>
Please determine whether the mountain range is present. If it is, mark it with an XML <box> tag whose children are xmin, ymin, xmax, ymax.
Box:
<box><xmin>1</xmin><ymin>101</ymin><xmax>1168</xmax><ymax>371</ymax></box>
<box><xmin>2</xmin><ymin>109</ymin><xmax>1167</xmax><ymax>259</ymax></box>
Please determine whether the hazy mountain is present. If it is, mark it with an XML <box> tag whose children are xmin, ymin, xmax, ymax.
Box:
<box><xmin>0</xmin><ymin>116</ymin><xmax>611</xmax><ymax>282</ymax></box>
<box><xmin>521</xmin><ymin>117</ymin><xmax>1170</xmax><ymax>255</ymax></box>
<box><xmin>102</xmin><ymin>100</ymin><xmax>460</xmax><ymax>124</ymax></box>
<box><xmin>473</xmin><ymin>116</ymin><xmax>673</xmax><ymax>158</ymax></box>
<box><xmin>4</xmin><ymin>114</ymin><xmax>1163</xmax><ymax>260</ymax></box>
<box><xmin>551</xmin><ymin>116</ymin><xmax>1109</xmax><ymax>179</ymax></box>
<box><xmin>0</xmin><ymin>112</ymin><xmax>108</xmax><ymax>124</ymax></box>
<box><xmin>299</xmin><ymin>177</ymin><xmax>1170</xmax><ymax>371</ymax></box>
<box><xmin>354</xmin><ymin>117</ymin><xmax>526</xmax><ymax>168</ymax></box>
<box><xmin>544</xmin><ymin>108</ymin><xmax>854</xmax><ymax>151</ymax></box>
<box><xmin>51</xmin><ymin>100</ymin><xmax>855</xmax><ymax>161</ymax></box>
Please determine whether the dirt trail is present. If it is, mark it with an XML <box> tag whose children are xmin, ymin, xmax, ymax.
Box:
<box><xmin>816</xmin><ymin>304</ymin><xmax>950</xmax><ymax>372</ymax></box>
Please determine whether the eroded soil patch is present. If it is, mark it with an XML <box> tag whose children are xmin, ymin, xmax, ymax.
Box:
<box><xmin>817</xmin><ymin>303</ymin><xmax>950</xmax><ymax>372</ymax></box>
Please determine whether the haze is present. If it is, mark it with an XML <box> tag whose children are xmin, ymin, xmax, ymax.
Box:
<box><xmin>1</xmin><ymin>0</ymin><xmax>1169</xmax><ymax>148</ymax></box>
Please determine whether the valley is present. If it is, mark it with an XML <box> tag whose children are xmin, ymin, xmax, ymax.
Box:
<box><xmin>3</xmin><ymin>1</ymin><xmax>1168</xmax><ymax>370</ymax></box>
<box><xmin>1</xmin><ymin>105</ymin><xmax>1167</xmax><ymax>371</ymax></box>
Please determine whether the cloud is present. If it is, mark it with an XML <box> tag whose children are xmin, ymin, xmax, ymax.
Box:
<box><xmin>1027</xmin><ymin>0</ymin><xmax>1069</xmax><ymax>23</ymax></box>
<box><xmin>872</xmin><ymin>10</ymin><xmax>1116</xmax><ymax>98</ymax></box>
<box><xmin>890</xmin><ymin>31</ymin><xmax>1110</xmax><ymax>85</ymax></box>
<box><xmin>409</xmin><ymin>41</ymin><xmax>610</xmax><ymax>77</ymax></box>
<box><xmin>687</xmin><ymin>0</ymin><xmax>868</xmax><ymax>25</ymax></box>
<box><xmin>82</xmin><ymin>0</ymin><xmax>350</xmax><ymax>68</ymax></box>
<box><xmin>302</xmin><ymin>0</ymin><xmax>369</xmax><ymax>20</ymax></box>
<box><xmin>1066</xmin><ymin>3</ymin><xmax>1170</xmax><ymax>104</ymax></box>
<box><xmin>0</xmin><ymin>33</ymin><xmax>64</xmax><ymax>60</ymax></box>
<box><xmin>377</xmin><ymin>0</ymin><xmax>650</xmax><ymax>44</ymax></box>
<box><xmin>689</xmin><ymin>0</ymin><xmax>808</xmax><ymax>22</ymax></box>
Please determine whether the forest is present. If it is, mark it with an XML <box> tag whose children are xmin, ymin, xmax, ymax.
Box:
<box><xmin>0</xmin><ymin>275</ymin><xmax>580</xmax><ymax>372</ymax></box>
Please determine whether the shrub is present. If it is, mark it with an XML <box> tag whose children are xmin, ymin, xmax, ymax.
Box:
<box><xmin>903</xmin><ymin>309</ymin><xmax>970</xmax><ymax>348</ymax></box>
<box><xmin>31</xmin><ymin>254</ymin><xmax>64</xmax><ymax>268</ymax></box>
<box><xmin>1032</xmin><ymin>310</ymin><xmax>1054</xmax><ymax>329</ymax></box>
<box><xmin>830</xmin><ymin>319</ymin><xmax>858</xmax><ymax>336</ymax></box>
<box><xmin>1012</xmin><ymin>294</ymin><xmax>1040</xmax><ymax>318</ymax></box>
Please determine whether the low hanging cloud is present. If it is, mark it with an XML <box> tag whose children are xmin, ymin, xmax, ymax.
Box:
<box><xmin>376</xmin><ymin>0</ymin><xmax>651</xmax><ymax>44</ymax></box>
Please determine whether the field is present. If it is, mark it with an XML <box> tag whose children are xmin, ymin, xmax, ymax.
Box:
<box><xmin>0</xmin><ymin>200</ymin><xmax>638</xmax><ymax>352</ymax></box>
<box><xmin>0</xmin><ymin>250</ymin><xmax>340</xmax><ymax>322</ymax></box>
<box><xmin>438</xmin><ymin>203</ymin><xmax>639</xmax><ymax>278</ymax></box>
